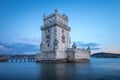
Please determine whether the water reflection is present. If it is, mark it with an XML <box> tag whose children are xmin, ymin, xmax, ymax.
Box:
<box><xmin>39</xmin><ymin>63</ymin><xmax>56</xmax><ymax>80</ymax></box>
<box><xmin>0</xmin><ymin>58</ymin><xmax>120</xmax><ymax>80</ymax></box>
<box><xmin>39</xmin><ymin>62</ymin><xmax>91</xmax><ymax>80</ymax></box>
<box><xmin>38</xmin><ymin>58</ymin><xmax>120</xmax><ymax>80</ymax></box>
<box><xmin>56</xmin><ymin>64</ymin><xmax>69</xmax><ymax>80</ymax></box>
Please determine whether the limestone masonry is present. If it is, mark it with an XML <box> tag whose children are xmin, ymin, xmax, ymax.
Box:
<box><xmin>36</xmin><ymin>9</ymin><xmax>91</xmax><ymax>63</ymax></box>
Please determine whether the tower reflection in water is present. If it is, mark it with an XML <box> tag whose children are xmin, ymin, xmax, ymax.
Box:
<box><xmin>39</xmin><ymin>62</ymin><xmax>91</xmax><ymax>80</ymax></box>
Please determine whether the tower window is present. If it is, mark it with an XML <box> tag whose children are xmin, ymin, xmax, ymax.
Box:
<box><xmin>48</xmin><ymin>30</ymin><xmax>50</xmax><ymax>32</ymax></box>
<box><xmin>46</xmin><ymin>35</ymin><xmax>50</xmax><ymax>39</ymax></box>
<box><xmin>62</xmin><ymin>30</ymin><xmax>64</xmax><ymax>33</ymax></box>
<box><xmin>48</xmin><ymin>44</ymin><xmax>49</xmax><ymax>47</ymax></box>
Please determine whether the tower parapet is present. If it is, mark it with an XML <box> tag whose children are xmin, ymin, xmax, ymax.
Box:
<box><xmin>41</xmin><ymin>9</ymin><xmax>70</xmax><ymax>31</ymax></box>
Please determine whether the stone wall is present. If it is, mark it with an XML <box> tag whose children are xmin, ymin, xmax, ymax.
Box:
<box><xmin>41</xmin><ymin>26</ymin><xmax>56</xmax><ymax>52</ymax></box>
<box><xmin>74</xmin><ymin>49</ymin><xmax>90</xmax><ymax>60</ymax></box>
<box><xmin>56</xmin><ymin>51</ymin><xmax>67</xmax><ymax>59</ymax></box>
<box><xmin>56</xmin><ymin>26</ymin><xmax>70</xmax><ymax>52</ymax></box>
<box><xmin>38</xmin><ymin>52</ymin><xmax>56</xmax><ymax>61</ymax></box>
<box><xmin>66</xmin><ymin>48</ymin><xmax>90</xmax><ymax>62</ymax></box>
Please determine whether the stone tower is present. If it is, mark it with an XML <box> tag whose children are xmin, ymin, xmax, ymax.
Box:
<box><xmin>40</xmin><ymin>9</ymin><xmax>71</xmax><ymax>61</ymax></box>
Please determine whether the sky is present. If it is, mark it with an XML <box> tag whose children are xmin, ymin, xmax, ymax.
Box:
<box><xmin>0</xmin><ymin>0</ymin><xmax>120</xmax><ymax>55</ymax></box>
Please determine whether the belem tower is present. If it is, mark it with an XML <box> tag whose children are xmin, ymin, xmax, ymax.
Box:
<box><xmin>36</xmin><ymin>9</ymin><xmax>91</xmax><ymax>63</ymax></box>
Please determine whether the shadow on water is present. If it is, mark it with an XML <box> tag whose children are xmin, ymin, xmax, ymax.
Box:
<box><xmin>0</xmin><ymin>58</ymin><xmax>120</xmax><ymax>80</ymax></box>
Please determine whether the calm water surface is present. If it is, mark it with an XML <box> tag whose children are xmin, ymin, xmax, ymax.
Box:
<box><xmin>0</xmin><ymin>58</ymin><xmax>120</xmax><ymax>80</ymax></box>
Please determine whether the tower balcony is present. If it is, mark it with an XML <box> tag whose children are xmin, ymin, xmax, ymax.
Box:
<box><xmin>41</xmin><ymin>21</ymin><xmax>71</xmax><ymax>31</ymax></box>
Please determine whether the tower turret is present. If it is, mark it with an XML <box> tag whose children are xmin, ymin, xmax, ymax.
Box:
<box><xmin>72</xmin><ymin>42</ymin><xmax>77</xmax><ymax>49</ymax></box>
<box><xmin>87</xmin><ymin>46</ymin><xmax>91</xmax><ymax>54</ymax></box>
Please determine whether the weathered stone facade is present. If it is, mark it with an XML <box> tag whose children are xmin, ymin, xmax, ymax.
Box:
<box><xmin>36</xmin><ymin>9</ymin><xmax>91</xmax><ymax>63</ymax></box>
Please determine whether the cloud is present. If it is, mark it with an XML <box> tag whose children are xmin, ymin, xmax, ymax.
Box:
<box><xmin>75</xmin><ymin>41</ymin><xmax>101</xmax><ymax>50</ymax></box>
<box><xmin>21</xmin><ymin>37</ymin><xmax>40</xmax><ymax>44</ymax></box>
<box><xmin>90</xmin><ymin>47</ymin><xmax>101</xmax><ymax>50</ymax></box>
<box><xmin>0</xmin><ymin>45</ymin><xmax>5</xmax><ymax>50</ymax></box>
<box><xmin>0</xmin><ymin>42</ymin><xmax>39</xmax><ymax>55</ymax></box>
<box><xmin>76</xmin><ymin>41</ymin><xmax>99</xmax><ymax>47</ymax></box>
<box><xmin>0</xmin><ymin>44</ymin><xmax>8</xmax><ymax>54</ymax></box>
<box><xmin>14</xmin><ymin>32</ymin><xmax>40</xmax><ymax>44</ymax></box>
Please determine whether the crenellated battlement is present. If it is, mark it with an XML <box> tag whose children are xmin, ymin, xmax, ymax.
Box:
<box><xmin>42</xmin><ymin>9</ymin><xmax>69</xmax><ymax>29</ymax></box>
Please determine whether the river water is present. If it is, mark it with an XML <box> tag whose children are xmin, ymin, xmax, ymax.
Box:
<box><xmin>0</xmin><ymin>58</ymin><xmax>120</xmax><ymax>80</ymax></box>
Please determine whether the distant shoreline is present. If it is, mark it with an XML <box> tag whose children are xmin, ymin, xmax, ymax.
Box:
<box><xmin>91</xmin><ymin>52</ymin><xmax>120</xmax><ymax>58</ymax></box>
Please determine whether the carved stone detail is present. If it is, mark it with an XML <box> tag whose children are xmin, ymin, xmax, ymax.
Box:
<box><xmin>62</xmin><ymin>35</ymin><xmax>65</xmax><ymax>43</ymax></box>
<box><xmin>54</xmin><ymin>38</ymin><xmax>58</xmax><ymax>49</ymax></box>
<box><xmin>40</xmin><ymin>42</ymin><xmax>43</xmax><ymax>51</ymax></box>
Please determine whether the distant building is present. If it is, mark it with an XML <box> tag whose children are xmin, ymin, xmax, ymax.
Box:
<box><xmin>36</xmin><ymin>9</ymin><xmax>90</xmax><ymax>63</ymax></box>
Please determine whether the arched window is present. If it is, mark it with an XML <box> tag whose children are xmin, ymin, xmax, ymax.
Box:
<box><xmin>46</xmin><ymin>35</ymin><xmax>50</xmax><ymax>39</ymax></box>
<box><xmin>48</xmin><ymin>44</ymin><xmax>49</xmax><ymax>47</ymax></box>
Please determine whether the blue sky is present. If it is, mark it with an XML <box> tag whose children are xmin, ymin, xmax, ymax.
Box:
<box><xmin>0</xmin><ymin>0</ymin><xmax>120</xmax><ymax>55</ymax></box>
